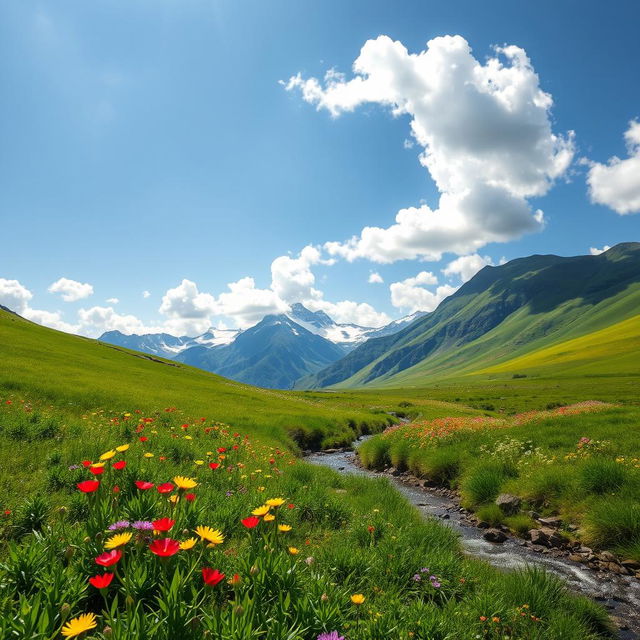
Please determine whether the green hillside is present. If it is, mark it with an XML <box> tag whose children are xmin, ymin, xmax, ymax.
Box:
<box><xmin>301</xmin><ymin>243</ymin><xmax>640</xmax><ymax>390</ymax></box>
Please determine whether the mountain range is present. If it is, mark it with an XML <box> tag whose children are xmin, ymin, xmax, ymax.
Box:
<box><xmin>298</xmin><ymin>242</ymin><xmax>640</xmax><ymax>389</ymax></box>
<box><xmin>99</xmin><ymin>303</ymin><xmax>426</xmax><ymax>389</ymax></box>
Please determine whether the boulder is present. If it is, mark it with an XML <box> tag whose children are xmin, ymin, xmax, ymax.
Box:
<box><xmin>621</xmin><ymin>559</ymin><xmax>640</xmax><ymax>571</ymax></box>
<box><xmin>495</xmin><ymin>493</ymin><xmax>521</xmax><ymax>515</ymax></box>
<box><xmin>537</xmin><ymin>516</ymin><xmax>562</xmax><ymax>528</ymax></box>
<box><xmin>598</xmin><ymin>551</ymin><xmax>617</xmax><ymax>563</ymax></box>
<box><xmin>483</xmin><ymin>528</ymin><xmax>507</xmax><ymax>543</ymax></box>
<box><xmin>528</xmin><ymin>527</ymin><xmax>566</xmax><ymax>548</ymax></box>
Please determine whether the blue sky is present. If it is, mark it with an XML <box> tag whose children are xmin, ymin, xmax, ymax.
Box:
<box><xmin>1</xmin><ymin>0</ymin><xmax>639</xmax><ymax>336</ymax></box>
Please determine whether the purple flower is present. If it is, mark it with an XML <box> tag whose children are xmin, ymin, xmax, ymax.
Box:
<box><xmin>430</xmin><ymin>576</ymin><xmax>441</xmax><ymax>588</ymax></box>
<box><xmin>412</xmin><ymin>574</ymin><xmax>422</xmax><ymax>582</ymax></box>
<box><xmin>225</xmin><ymin>490</ymin><xmax>234</xmax><ymax>497</ymax></box>
<box><xmin>68</xmin><ymin>464</ymin><xmax>80</xmax><ymax>471</ymax></box>
<box><xmin>420</xmin><ymin>567</ymin><xmax>429</xmax><ymax>573</ymax></box>
<box><xmin>317</xmin><ymin>633</ymin><xmax>344</xmax><ymax>640</ymax></box>
<box><xmin>132</xmin><ymin>520</ymin><xmax>154</xmax><ymax>530</ymax></box>
<box><xmin>108</xmin><ymin>520</ymin><xmax>130</xmax><ymax>530</ymax></box>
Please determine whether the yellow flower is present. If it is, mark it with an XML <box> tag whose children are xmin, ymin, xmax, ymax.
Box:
<box><xmin>184</xmin><ymin>435</ymin><xmax>193</xmax><ymax>440</ymax></box>
<box><xmin>206</xmin><ymin>451</ymin><xmax>213</xmax><ymax>456</ymax></box>
<box><xmin>263</xmin><ymin>514</ymin><xmax>275</xmax><ymax>522</ymax></box>
<box><xmin>61</xmin><ymin>612</ymin><xmax>97</xmax><ymax>638</ymax></box>
<box><xmin>90</xmin><ymin>462</ymin><xmax>105</xmax><ymax>469</ymax></box>
<box><xmin>288</xmin><ymin>546</ymin><xmax>299</xmax><ymax>555</ymax></box>
<box><xmin>99</xmin><ymin>450</ymin><xmax>116</xmax><ymax>461</ymax></box>
<box><xmin>278</xmin><ymin>524</ymin><xmax>292</xmax><ymax>532</ymax></box>
<box><xmin>173</xmin><ymin>476</ymin><xmax>198</xmax><ymax>490</ymax></box>
<box><xmin>144</xmin><ymin>452</ymin><xmax>154</xmax><ymax>458</ymax></box>
<box><xmin>195</xmin><ymin>526</ymin><xmax>225</xmax><ymax>545</ymax></box>
<box><xmin>179</xmin><ymin>538</ymin><xmax>197</xmax><ymax>550</ymax></box>
<box><xmin>351</xmin><ymin>594</ymin><xmax>365</xmax><ymax>605</ymax></box>
<box><xmin>266</xmin><ymin>498</ymin><xmax>285</xmax><ymax>507</ymax></box>
<box><xmin>251</xmin><ymin>504</ymin><xmax>270</xmax><ymax>517</ymax></box>
<box><xmin>169</xmin><ymin>495</ymin><xmax>179</xmax><ymax>504</ymax></box>
<box><xmin>104</xmin><ymin>532</ymin><xmax>133</xmax><ymax>549</ymax></box>
<box><xmin>116</xmin><ymin>444</ymin><xmax>130</xmax><ymax>452</ymax></box>
<box><xmin>194</xmin><ymin>460</ymin><xmax>204</xmax><ymax>465</ymax></box>
<box><xmin>257</xmin><ymin>486</ymin><xmax>265</xmax><ymax>492</ymax></box>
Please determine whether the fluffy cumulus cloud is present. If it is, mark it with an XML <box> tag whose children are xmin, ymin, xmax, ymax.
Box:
<box><xmin>77</xmin><ymin>306</ymin><xmax>160</xmax><ymax>338</ymax></box>
<box><xmin>389</xmin><ymin>271</ymin><xmax>457</xmax><ymax>313</ymax></box>
<box><xmin>0</xmin><ymin>278</ymin><xmax>33</xmax><ymax>314</ymax></box>
<box><xmin>48</xmin><ymin>277</ymin><xmax>94</xmax><ymax>302</ymax></box>
<box><xmin>286</xmin><ymin>35</ymin><xmax>574</xmax><ymax>263</ymax></box>
<box><xmin>306</xmin><ymin>298</ymin><xmax>390</xmax><ymax>327</ymax></box>
<box><xmin>368</xmin><ymin>271</ymin><xmax>384</xmax><ymax>284</ymax></box>
<box><xmin>589</xmin><ymin>245</ymin><xmax>611</xmax><ymax>256</ymax></box>
<box><xmin>442</xmin><ymin>254</ymin><xmax>494</xmax><ymax>283</ymax></box>
<box><xmin>158</xmin><ymin>279</ymin><xmax>218</xmax><ymax>335</ymax></box>
<box><xmin>586</xmin><ymin>120</ymin><xmax>640</xmax><ymax>215</ymax></box>
<box><xmin>270</xmin><ymin>245</ymin><xmax>332</xmax><ymax>303</ymax></box>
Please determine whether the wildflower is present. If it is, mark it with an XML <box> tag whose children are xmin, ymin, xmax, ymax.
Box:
<box><xmin>100</xmin><ymin>450</ymin><xmax>116</xmax><ymax>461</ymax></box>
<box><xmin>81</xmin><ymin>460</ymin><xmax>93</xmax><ymax>468</ymax></box>
<box><xmin>89</xmin><ymin>573</ymin><xmax>114</xmax><ymax>589</ymax></box>
<box><xmin>251</xmin><ymin>504</ymin><xmax>270</xmax><ymax>517</ymax></box>
<box><xmin>288</xmin><ymin>503</ymin><xmax>295</xmax><ymax>509</ymax></box>
<box><xmin>107</xmin><ymin>520</ymin><xmax>130</xmax><ymax>531</ymax></box>
<box><xmin>492</xmin><ymin>617</ymin><xmax>500</xmax><ymax>623</ymax></box>
<box><xmin>104</xmin><ymin>532</ymin><xmax>133</xmax><ymax>549</ymax></box>
<box><xmin>209</xmin><ymin>462</ymin><xmax>220</xmax><ymax>470</ymax></box>
<box><xmin>112</xmin><ymin>460</ymin><xmax>126</xmax><ymax>470</ymax></box>
<box><xmin>179</xmin><ymin>538</ymin><xmax>197</xmax><ymax>550</ymax></box>
<box><xmin>194</xmin><ymin>460</ymin><xmax>204</xmax><ymax>465</ymax></box>
<box><xmin>288</xmin><ymin>547</ymin><xmax>299</xmax><ymax>555</ymax></box>
<box><xmin>217</xmin><ymin>447</ymin><xmax>226</xmax><ymax>453</ymax></box>
<box><xmin>139</xmin><ymin>436</ymin><xmax>148</xmax><ymax>442</ymax></box>
<box><xmin>264</xmin><ymin>514</ymin><xmax>275</xmax><ymax>522</ymax></box>
<box><xmin>351</xmin><ymin>594</ymin><xmax>365</xmax><ymax>605</ymax></box>
<box><xmin>278</xmin><ymin>524</ymin><xmax>292</xmax><ymax>532</ymax></box>
<box><xmin>169</xmin><ymin>494</ymin><xmax>179</xmax><ymax>504</ymax></box>
<box><xmin>157</xmin><ymin>482</ymin><xmax>175</xmax><ymax>494</ymax></box>
<box><xmin>202</xmin><ymin>568</ymin><xmax>225</xmax><ymax>586</ymax></box>
<box><xmin>89</xmin><ymin>466</ymin><xmax>105</xmax><ymax>476</ymax></box>
<box><xmin>195</xmin><ymin>526</ymin><xmax>224</xmax><ymax>545</ymax></box>
<box><xmin>77</xmin><ymin>480</ymin><xmax>100</xmax><ymax>493</ymax></box>
<box><xmin>61</xmin><ymin>613</ymin><xmax>97</xmax><ymax>638</ymax></box>
<box><xmin>143</xmin><ymin>453</ymin><xmax>154</xmax><ymax>458</ymax></box>
<box><xmin>317</xmin><ymin>633</ymin><xmax>345</xmax><ymax>640</ymax></box>
<box><xmin>95</xmin><ymin>550</ymin><xmax>122</xmax><ymax>567</ymax></box>
<box><xmin>479</xmin><ymin>616</ymin><xmax>487</xmax><ymax>622</ymax></box>
<box><xmin>116</xmin><ymin>444</ymin><xmax>130</xmax><ymax>452</ymax></box>
<box><xmin>152</xmin><ymin>517</ymin><xmax>175</xmax><ymax>532</ymax></box>
<box><xmin>132</xmin><ymin>520</ymin><xmax>154</xmax><ymax>530</ymax></box>
<box><xmin>134</xmin><ymin>481</ymin><xmax>154</xmax><ymax>490</ymax></box>
<box><xmin>412</xmin><ymin>574</ymin><xmax>421</xmax><ymax>582</ymax></box>
<box><xmin>173</xmin><ymin>476</ymin><xmax>197</xmax><ymax>490</ymax></box>
<box><xmin>230</xmin><ymin>573</ymin><xmax>242</xmax><ymax>586</ymax></box>
<box><xmin>149</xmin><ymin>538</ymin><xmax>180</xmax><ymax>557</ymax></box>
<box><xmin>266</xmin><ymin>498</ymin><xmax>285</xmax><ymax>507</ymax></box>
<box><xmin>241</xmin><ymin>516</ymin><xmax>260</xmax><ymax>528</ymax></box>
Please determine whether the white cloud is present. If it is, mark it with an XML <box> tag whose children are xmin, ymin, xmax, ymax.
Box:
<box><xmin>106</xmin><ymin>297</ymin><xmax>119</xmax><ymax>304</ymax></box>
<box><xmin>23</xmin><ymin>308</ymin><xmax>78</xmax><ymax>334</ymax></box>
<box><xmin>403</xmin><ymin>138</ymin><xmax>414</xmax><ymax>149</ymax></box>
<box><xmin>158</xmin><ymin>279</ymin><xmax>218</xmax><ymax>335</ymax></box>
<box><xmin>586</xmin><ymin>120</ymin><xmax>640</xmax><ymax>214</ymax></box>
<box><xmin>77</xmin><ymin>306</ymin><xmax>160</xmax><ymax>338</ymax></box>
<box><xmin>215</xmin><ymin>276</ymin><xmax>289</xmax><ymax>329</ymax></box>
<box><xmin>443</xmin><ymin>254</ymin><xmax>494</xmax><ymax>283</ymax></box>
<box><xmin>286</xmin><ymin>35</ymin><xmax>574</xmax><ymax>263</ymax></box>
<box><xmin>0</xmin><ymin>278</ymin><xmax>33</xmax><ymax>314</ymax></box>
<box><xmin>143</xmin><ymin>290</ymin><xmax>151</xmax><ymax>298</ymax></box>
<box><xmin>305</xmin><ymin>299</ymin><xmax>390</xmax><ymax>327</ymax></box>
<box><xmin>48</xmin><ymin>277</ymin><xmax>94</xmax><ymax>302</ymax></box>
<box><xmin>368</xmin><ymin>271</ymin><xmax>384</xmax><ymax>284</ymax></box>
<box><xmin>270</xmin><ymin>245</ymin><xmax>331</xmax><ymax>303</ymax></box>
<box><xmin>390</xmin><ymin>271</ymin><xmax>457</xmax><ymax>313</ymax></box>
<box><xmin>589</xmin><ymin>245</ymin><xmax>611</xmax><ymax>256</ymax></box>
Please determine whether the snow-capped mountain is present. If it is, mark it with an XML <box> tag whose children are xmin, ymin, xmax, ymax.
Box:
<box><xmin>99</xmin><ymin>327</ymin><xmax>240</xmax><ymax>359</ymax></box>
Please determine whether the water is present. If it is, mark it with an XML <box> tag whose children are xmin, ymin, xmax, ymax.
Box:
<box><xmin>307</xmin><ymin>442</ymin><xmax>640</xmax><ymax>639</ymax></box>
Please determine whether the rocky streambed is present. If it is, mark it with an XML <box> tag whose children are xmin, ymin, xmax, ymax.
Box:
<box><xmin>306</xmin><ymin>441</ymin><xmax>640</xmax><ymax>640</ymax></box>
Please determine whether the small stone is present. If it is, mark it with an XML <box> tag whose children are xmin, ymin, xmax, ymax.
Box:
<box><xmin>621</xmin><ymin>559</ymin><xmax>640</xmax><ymax>571</ymax></box>
<box><xmin>568</xmin><ymin>554</ymin><xmax>586</xmax><ymax>563</ymax></box>
<box><xmin>495</xmin><ymin>493</ymin><xmax>521</xmax><ymax>515</ymax></box>
<box><xmin>483</xmin><ymin>528</ymin><xmax>507</xmax><ymax>543</ymax></box>
<box><xmin>538</xmin><ymin>516</ymin><xmax>562</xmax><ymax>528</ymax></box>
<box><xmin>599</xmin><ymin>551</ymin><xmax>617</xmax><ymax>563</ymax></box>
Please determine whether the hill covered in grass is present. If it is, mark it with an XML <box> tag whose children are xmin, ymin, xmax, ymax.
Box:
<box><xmin>298</xmin><ymin>243</ymin><xmax>640</xmax><ymax>389</ymax></box>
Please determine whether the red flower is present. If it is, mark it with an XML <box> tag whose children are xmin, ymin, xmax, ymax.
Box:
<box><xmin>209</xmin><ymin>462</ymin><xmax>220</xmax><ymax>470</ymax></box>
<box><xmin>233</xmin><ymin>445</ymin><xmax>238</xmax><ymax>450</ymax></box>
<box><xmin>157</xmin><ymin>482</ymin><xmax>174</xmax><ymax>494</ymax></box>
<box><xmin>217</xmin><ymin>447</ymin><xmax>226</xmax><ymax>453</ymax></box>
<box><xmin>89</xmin><ymin>466</ymin><xmax>104</xmax><ymax>476</ymax></box>
<box><xmin>89</xmin><ymin>572</ymin><xmax>114</xmax><ymax>589</ymax></box>
<box><xmin>81</xmin><ymin>460</ymin><xmax>93</xmax><ymax>468</ymax></box>
<box><xmin>202</xmin><ymin>567</ymin><xmax>225</xmax><ymax>586</ymax></box>
<box><xmin>149</xmin><ymin>538</ymin><xmax>180</xmax><ymax>557</ymax></box>
<box><xmin>181</xmin><ymin>424</ymin><xmax>189</xmax><ymax>429</ymax></box>
<box><xmin>139</xmin><ymin>436</ymin><xmax>148</xmax><ymax>442</ymax></box>
<box><xmin>135</xmin><ymin>481</ymin><xmax>154</xmax><ymax>490</ymax></box>
<box><xmin>95</xmin><ymin>550</ymin><xmax>122</xmax><ymax>567</ymax></box>
<box><xmin>241</xmin><ymin>516</ymin><xmax>260</xmax><ymax>529</ymax></box>
<box><xmin>113</xmin><ymin>460</ymin><xmax>126</xmax><ymax>470</ymax></box>
<box><xmin>113</xmin><ymin>485</ymin><xmax>120</xmax><ymax>493</ymax></box>
<box><xmin>185</xmin><ymin>493</ymin><xmax>196</xmax><ymax>502</ymax></box>
<box><xmin>152</xmin><ymin>517</ymin><xmax>175</xmax><ymax>532</ymax></box>
<box><xmin>287</xmin><ymin>503</ymin><xmax>295</xmax><ymax>509</ymax></box>
<box><xmin>77</xmin><ymin>480</ymin><xmax>100</xmax><ymax>493</ymax></box>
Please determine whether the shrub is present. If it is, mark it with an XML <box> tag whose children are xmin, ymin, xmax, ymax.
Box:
<box><xmin>578</xmin><ymin>459</ymin><xmax>627</xmax><ymax>495</ymax></box>
<box><xmin>476</xmin><ymin>504</ymin><xmax>504</xmax><ymax>526</ymax></box>
<box><xmin>505</xmin><ymin>514</ymin><xmax>536</xmax><ymax>536</ymax></box>
<box><xmin>358</xmin><ymin>437</ymin><xmax>390</xmax><ymax>470</ymax></box>
<box><xmin>419</xmin><ymin>447</ymin><xmax>463</xmax><ymax>484</ymax></box>
<box><xmin>460</xmin><ymin>463</ymin><xmax>508</xmax><ymax>507</ymax></box>
<box><xmin>583</xmin><ymin>498</ymin><xmax>640</xmax><ymax>551</ymax></box>
<box><xmin>519</xmin><ymin>466</ymin><xmax>576</xmax><ymax>506</ymax></box>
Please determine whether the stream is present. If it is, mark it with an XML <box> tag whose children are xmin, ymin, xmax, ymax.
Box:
<box><xmin>306</xmin><ymin>439</ymin><xmax>640</xmax><ymax>639</ymax></box>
